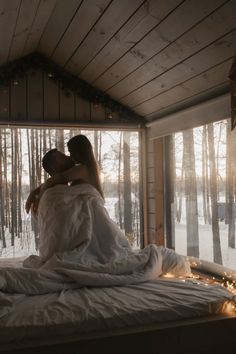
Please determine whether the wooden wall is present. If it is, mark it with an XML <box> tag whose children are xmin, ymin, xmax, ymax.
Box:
<box><xmin>0</xmin><ymin>66</ymin><xmax>154</xmax><ymax>246</ymax></box>
<box><xmin>0</xmin><ymin>69</ymin><xmax>121</xmax><ymax>125</ymax></box>
<box><xmin>145</xmin><ymin>131</ymin><xmax>164</xmax><ymax>246</ymax></box>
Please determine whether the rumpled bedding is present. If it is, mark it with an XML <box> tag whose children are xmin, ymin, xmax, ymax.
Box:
<box><xmin>0</xmin><ymin>184</ymin><xmax>190</xmax><ymax>295</ymax></box>
<box><xmin>0</xmin><ymin>278</ymin><xmax>234</xmax><ymax>345</ymax></box>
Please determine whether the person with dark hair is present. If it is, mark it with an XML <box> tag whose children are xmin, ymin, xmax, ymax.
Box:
<box><xmin>67</xmin><ymin>135</ymin><xmax>104</xmax><ymax>199</ymax></box>
<box><xmin>25</xmin><ymin>136</ymin><xmax>106</xmax><ymax>259</ymax></box>
<box><xmin>26</xmin><ymin>135</ymin><xmax>104</xmax><ymax>213</ymax></box>
<box><xmin>42</xmin><ymin>149</ymin><xmax>74</xmax><ymax>176</ymax></box>
<box><xmin>22</xmin><ymin>135</ymin><xmax>190</xmax><ymax>283</ymax></box>
<box><xmin>25</xmin><ymin>149</ymin><xmax>75</xmax><ymax>213</ymax></box>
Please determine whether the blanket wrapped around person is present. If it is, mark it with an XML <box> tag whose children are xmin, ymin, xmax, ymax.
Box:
<box><xmin>0</xmin><ymin>184</ymin><xmax>191</xmax><ymax>295</ymax></box>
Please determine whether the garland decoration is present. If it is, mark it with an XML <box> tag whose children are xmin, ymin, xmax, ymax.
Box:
<box><xmin>0</xmin><ymin>52</ymin><xmax>143</xmax><ymax>124</ymax></box>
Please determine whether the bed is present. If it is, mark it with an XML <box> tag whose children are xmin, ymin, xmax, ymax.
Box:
<box><xmin>0</xmin><ymin>186</ymin><xmax>235</xmax><ymax>353</ymax></box>
<box><xmin>0</xmin><ymin>257</ymin><xmax>235</xmax><ymax>354</ymax></box>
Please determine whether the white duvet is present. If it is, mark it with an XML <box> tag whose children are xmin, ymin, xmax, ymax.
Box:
<box><xmin>0</xmin><ymin>184</ymin><xmax>190</xmax><ymax>295</ymax></box>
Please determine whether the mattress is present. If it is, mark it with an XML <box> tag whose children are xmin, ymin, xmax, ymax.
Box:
<box><xmin>0</xmin><ymin>273</ymin><xmax>235</xmax><ymax>345</ymax></box>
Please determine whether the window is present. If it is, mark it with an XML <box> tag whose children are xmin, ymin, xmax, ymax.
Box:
<box><xmin>170</xmin><ymin>118</ymin><xmax>236</xmax><ymax>270</ymax></box>
<box><xmin>0</xmin><ymin>127</ymin><xmax>141</xmax><ymax>257</ymax></box>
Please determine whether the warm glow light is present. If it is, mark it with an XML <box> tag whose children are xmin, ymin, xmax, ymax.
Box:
<box><xmin>162</xmin><ymin>273</ymin><xmax>175</xmax><ymax>278</ymax></box>
<box><xmin>222</xmin><ymin>301</ymin><xmax>236</xmax><ymax>315</ymax></box>
<box><xmin>163</xmin><ymin>267</ymin><xmax>236</xmax><ymax>315</ymax></box>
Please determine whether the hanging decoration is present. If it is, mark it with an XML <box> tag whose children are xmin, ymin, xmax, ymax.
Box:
<box><xmin>229</xmin><ymin>55</ymin><xmax>236</xmax><ymax>130</ymax></box>
<box><xmin>0</xmin><ymin>52</ymin><xmax>143</xmax><ymax>124</ymax></box>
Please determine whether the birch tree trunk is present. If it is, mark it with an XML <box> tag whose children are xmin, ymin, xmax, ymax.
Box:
<box><xmin>94</xmin><ymin>131</ymin><xmax>98</xmax><ymax>161</ymax></box>
<box><xmin>207</xmin><ymin>123</ymin><xmax>222</xmax><ymax>264</ymax></box>
<box><xmin>56</xmin><ymin>129</ymin><xmax>65</xmax><ymax>153</ymax></box>
<box><xmin>17</xmin><ymin>130</ymin><xmax>22</xmax><ymax>235</ymax></box>
<box><xmin>226</xmin><ymin>121</ymin><xmax>235</xmax><ymax>248</ymax></box>
<box><xmin>118</xmin><ymin>133</ymin><xmax>123</xmax><ymax>229</ymax></box>
<box><xmin>10</xmin><ymin>129</ymin><xmax>18</xmax><ymax>246</ymax></box>
<box><xmin>176</xmin><ymin>148</ymin><xmax>184</xmax><ymax>223</ymax></box>
<box><xmin>43</xmin><ymin>129</ymin><xmax>48</xmax><ymax>180</ymax></box>
<box><xmin>0</xmin><ymin>130</ymin><xmax>6</xmax><ymax>248</ymax></box>
<box><xmin>183</xmin><ymin>129</ymin><xmax>199</xmax><ymax>257</ymax></box>
<box><xmin>3</xmin><ymin>130</ymin><xmax>10</xmax><ymax>229</ymax></box>
<box><xmin>123</xmin><ymin>131</ymin><xmax>133</xmax><ymax>237</ymax></box>
<box><xmin>202</xmin><ymin>126</ymin><xmax>207</xmax><ymax>224</ymax></box>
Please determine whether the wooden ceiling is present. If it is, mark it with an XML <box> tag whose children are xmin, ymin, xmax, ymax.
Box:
<box><xmin>0</xmin><ymin>0</ymin><xmax>235</xmax><ymax>122</ymax></box>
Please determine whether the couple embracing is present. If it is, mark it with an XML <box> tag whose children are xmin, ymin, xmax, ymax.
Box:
<box><xmin>0</xmin><ymin>135</ymin><xmax>190</xmax><ymax>295</ymax></box>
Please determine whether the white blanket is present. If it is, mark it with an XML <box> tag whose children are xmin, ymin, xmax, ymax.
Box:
<box><xmin>0</xmin><ymin>184</ymin><xmax>190</xmax><ymax>294</ymax></box>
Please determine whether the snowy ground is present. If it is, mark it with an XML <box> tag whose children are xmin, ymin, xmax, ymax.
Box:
<box><xmin>174</xmin><ymin>196</ymin><xmax>236</xmax><ymax>270</ymax></box>
<box><xmin>175</xmin><ymin>222</ymin><xmax>236</xmax><ymax>270</ymax></box>
<box><xmin>1</xmin><ymin>199</ymin><xmax>235</xmax><ymax>271</ymax></box>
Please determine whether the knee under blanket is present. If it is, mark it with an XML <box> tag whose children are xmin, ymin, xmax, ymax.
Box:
<box><xmin>0</xmin><ymin>184</ymin><xmax>190</xmax><ymax>294</ymax></box>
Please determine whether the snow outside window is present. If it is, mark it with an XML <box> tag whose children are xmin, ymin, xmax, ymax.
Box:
<box><xmin>172</xmin><ymin>118</ymin><xmax>236</xmax><ymax>270</ymax></box>
<box><xmin>0</xmin><ymin>128</ymin><xmax>141</xmax><ymax>257</ymax></box>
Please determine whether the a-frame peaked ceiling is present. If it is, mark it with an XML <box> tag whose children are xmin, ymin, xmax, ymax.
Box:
<box><xmin>0</xmin><ymin>0</ymin><xmax>235</xmax><ymax>122</ymax></box>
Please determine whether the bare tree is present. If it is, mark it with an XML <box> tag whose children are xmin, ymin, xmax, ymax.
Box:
<box><xmin>0</xmin><ymin>130</ymin><xmax>6</xmax><ymax>248</ymax></box>
<box><xmin>123</xmin><ymin>131</ymin><xmax>133</xmax><ymax>237</ymax></box>
<box><xmin>56</xmin><ymin>129</ymin><xmax>65</xmax><ymax>153</ymax></box>
<box><xmin>226</xmin><ymin>120</ymin><xmax>235</xmax><ymax>248</ymax></box>
<box><xmin>17</xmin><ymin>130</ymin><xmax>22</xmax><ymax>236</ymax></box>
<box><xmin>176</xmin><ymin>147</ymin><xmax>184</xmax><ymax>223</ymax></box>
<box><xmin>183</xmin><ymin>129</ymin><xmax>199</xmax><ymax>257</ymax></box>
<box><xmin>207</xmin><ymin>123</ymin><xmax>222</xmax><ymax>264</ymax></box>
<box><xmin>202</xmin><ymin>126</ymin><xmax>208</xmax><ymax>224</ymax></box>
<box><xmin>118</xmin><ymin>132</ymin><xmax>123</xmax><ymax>229</ymax></box>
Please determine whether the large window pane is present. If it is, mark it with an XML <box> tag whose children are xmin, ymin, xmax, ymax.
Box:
<box><xmin>0</xmin><ymin>128</ymin><xmax>141</xmax><ymax>257</ymax></box>
<box><xmin>172</xmin><ymin>118</ymin><xmax>236</xmax><ymax>270</ymax></box>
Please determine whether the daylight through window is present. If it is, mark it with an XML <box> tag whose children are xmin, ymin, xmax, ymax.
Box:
<box><xmin>0</xmin><ymin>128</ymin><xmax>141</xmax><ymax>257</ymax></box>
<box><xmin>171</xmin><ymin>118</ymin><xmax>236</xmax><ymax>270</ymax></box>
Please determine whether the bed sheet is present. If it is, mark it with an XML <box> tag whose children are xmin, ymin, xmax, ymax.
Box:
<box><xmin>0</xmin><ymin>276</ymin><xmax>235</xmax><ymax>345</ymax></box>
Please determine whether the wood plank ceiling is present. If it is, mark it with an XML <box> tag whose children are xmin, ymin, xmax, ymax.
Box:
<box><xmin>0</xmin><ymin>0</ymin><xmax>235</xmax><ymax>122</ymax></box>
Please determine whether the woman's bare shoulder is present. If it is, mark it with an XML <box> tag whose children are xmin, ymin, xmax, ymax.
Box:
<box><xmin>72</xmin><ymin>164</ymin><xmax>90</xmax><ymax>180</ymax></box>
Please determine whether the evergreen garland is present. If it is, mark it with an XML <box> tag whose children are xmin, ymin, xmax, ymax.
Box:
<box><xmin>0</xmin><ymin>52</ymin><xmax>143</xmax><ymax>124</ymax></box>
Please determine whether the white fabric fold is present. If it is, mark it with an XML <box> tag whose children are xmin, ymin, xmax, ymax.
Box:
<box><xmin>0</xmin><ymin>184</ymin><xmax>190</xmax><ymax>294</ymax></box>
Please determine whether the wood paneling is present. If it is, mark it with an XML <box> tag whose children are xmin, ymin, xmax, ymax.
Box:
<box><xmin>11</xmin><ymin>77</ymin><xmax>27</xmax><ymax>120</ymax></box>
<box><xmin>0</xmin><ymin>68</ymin><xmax>119</xmax><ymax>123</ymax></box>
<box><xmin>148</xmin><ymin>198</ymin><xmax>155</xmax><ymax>213</ymax></box>
<box><xmin>138</xmin><ymin>58</ymin><xmax>233</xmax><ymax>116</ymax></box>
<box><xmin>65</xmin><ymin>0</ymin><xmax>143</xmax><ymax>75</ymax></box>
<box><xmin>59</xmin><ymin>85</ymin><xmax>75</xmax><ymax>121</ymax></box>
<box><xmin>147</xmin><ymin>166</ymin><xmax>154</xmax><ymax>183</ymax></box>
<box><xmin>0</xmin><ymin>0</ymin><xmax>234</xmax><ymax>121</ymax></box>
<box><xmin>105</xmin><ymin>108</ymin><xmax>120</xmax><ymax>123</ymax></box>
<box><xmin>0</xmin><ymin>0</ymin><xmax>21</xmax><ymax>65</ymax></box>
<box><xmin>95</xmin><ymin>0</ymin><xmax>225</xmax><ymax>92</ymax></box>
<box><xmin>91</xmin><ymin>102</ymin><xmax>106</xmax><ymax>121</ymax></box>
<box><xmin>75</xmin><ymin>96</ymin><xmax>90</xmax><ymax>121</ymax></box>
<box><xmin>8</xmin><ymin>0</ymin><xmax>40</xmax><ymax>62</ymax></box>
<box><xmin>79</xmin><ymin>0</ymin><xmax>182</xmax><ymax>83</ymax></box>
<box><xmin>123</xmin><ymin>29</ymin><xmax>235</xmax><ymax>112</ymax></box>
<box><xmin>147</xmin><ymin>182</ymin><xmax>155</xmax><ymax>199</ymax></box>
<box><xmin>112</xmin><ymin>0</ymin><xmax>236</xmax><ymax>102</ymax></box>
<box><xmin>0</xmin><ymin>86</ymin><xmax>9</xmax><ymax>120</ymax></box>
<box><xmin>52</xmin><ymin>0</ymin><xmax>111</xmax><ymax>67</ymax></box>
<box><xmin>22</xmin><ymin>0</ymin><xmax>57</xmax><ymax>56</ymax></box>
<box><xmin>38</xmin><ymin>0</ymin><xmax>82</xmax><ymax>57</ymax></box>
<box><xmin>154</xmin><ymin>138</ymin><xmax>164</xmax><ymax>246</ymax></box>
<box><xmin>27</xmin><ymin>69</ymin><xmax>43</xmax><ymax>120</ymax></box>
<box><xmin>146</xmin><ymin>128</ymin><xmax>166</xmax><ymax>246</ymax></box>
<box><xmin>43</xmin><ymin>73</ymin><xmax>59</xmax><ymax>120</ymax></box>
